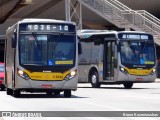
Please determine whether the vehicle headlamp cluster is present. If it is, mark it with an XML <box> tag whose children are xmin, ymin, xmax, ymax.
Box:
<box><xmin>120</xmin><ymin>66</ymin><xmax>128</xmax><ymax>74</ymax></box>
<box><xmin>150</xmin><ymin>68</ymin><xmax>156</xmax><ymax>75</ymax></box>
<box><xmin>64</xmin><ymin>70</ymin><xmax>77</xmax><ymax>80</ymax></box>
<box><xmin>17</xmin><ymin>68</ymin><xmax>30</xmax><ymax>80</ymax></box>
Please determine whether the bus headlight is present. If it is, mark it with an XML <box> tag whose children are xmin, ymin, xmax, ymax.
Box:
<box><xmin>64</xmin><ymin>70</ymin><xmax>77</xmax><ymax>80</ymax></box>
<box><xmin>17</xmin><ymin>68</ymin><xmax>30</xmax><ymax>80</ymax></box>
<box><xmin>150</xmin><ymin>69</ymin><xmax>156</xmax><ymax>75</ymax></box>
<box><xmin>120</xmin><ymin>66</ymin><xmax>128</xmax><ymax>74</ymax></box>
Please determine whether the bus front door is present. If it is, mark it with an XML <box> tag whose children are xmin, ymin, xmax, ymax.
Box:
<box><xmin>103</xmin><ymin>40</ymin><xmax>116</xmax><ymax>80</ymax></box>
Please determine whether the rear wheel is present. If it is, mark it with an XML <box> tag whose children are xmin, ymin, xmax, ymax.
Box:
<box><xmin>64</xmin><ymin>90</ymin><xmax>71</xmax><ymax>98</ymax></box>
<box><xmin>123</xmin><ymin>82</ymin><xmax>133</xmax><ymax>89</ymax></box>
<box><xmin>6</xmin><ymin>88</ymin><xmax>13</xmax><ymax>95</ymax></box>
<box><xmin>89</xmin><ymin>71</ymin><xmax>101</xmax><ymax>88</ymax></box>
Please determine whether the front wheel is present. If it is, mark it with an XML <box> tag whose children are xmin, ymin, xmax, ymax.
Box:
<box><xmin>89</xmin><ymin>71</ymin><xmax>101</xmax><ymax>88</ymax></box>
<box><xmin>13</xmin><ymin>89</ymin><xmax>20</xmax><ymax>97</ymax></box>
<box><xmin>6</xmin><ymin>88</ymin><xmax>13</xmax><ymax>95</ymax></box>
<box><xmin>54</xmin><ymin>91</ymin><xmax>60</xmax><ymax>96</ymax></box>
<box><xmin>1</xmin><ymin>85</ymin><xmax>5</xmax><ymax>91</ymax></box>
<box><xmin>123</xmin><ymin>82</ymin><xmax>133</xmax><ymax>89</ymax></box>
<box><xmin>46</xmin><ymin>91</ymin><xmax>53</xmax><ymax>95</ymax></box>
<box><xmin>64</xmin><ymin>90</ymin><xmax>71</xmax><ymax>98</ymax></box>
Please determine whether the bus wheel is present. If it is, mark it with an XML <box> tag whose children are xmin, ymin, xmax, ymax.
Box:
<box><xmin>90</xmin><ymin>71</ymin><xmax>101</xmax><ymax>88</ymax></box>
<box><xmin>64</xmin><ymin>90</ymin><xmax>71</xmax><ymax>98</ymax></box>
<box><xmin>46</xmin><ymin>91</ymin><xmax>53</xmax><ymax>95</ymax></box>
<box><xmin>54</xmin><ymin>91</ymin><xmax>60</xmax><ymax>96</ymax></box>
<box><xmin>13</xmin><ymin>90</ymin><xmax>20</xmax><ymax>97</ymax></box>
<box><xmin>1</xmin><ymin>85</ymin><xmax>5</xmax><ymax>91</ymax></box>
<box><xmin>123</xmin><ymin>82</ymin><xmax>133</xmax><ymax>89</ymax></box>
<box><xmin>6</xmin><ymin>88</ymin><xmax>13</xmax><ymax>95</ymax></box>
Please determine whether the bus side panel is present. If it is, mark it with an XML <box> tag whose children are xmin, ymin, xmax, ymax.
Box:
<box><xmin>5</xmin><ymin>30</ymin><xmax>16</xmax><ymax>89</ymax></box>
<box><xmin>78</xmin><ymin>42</ymin><xmax>92</xmax><ymax>82</ymax></box>
<box><xmin>15</xmin><ymin>76</ymin><xmax>78</xmax><ymax>90</ymax></box>
<box><xmin>91</xmin><ymin>42</ymin><xmax>103</xmax><ymax>82</ymax></box>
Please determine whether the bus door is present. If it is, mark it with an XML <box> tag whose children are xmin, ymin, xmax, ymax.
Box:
<box><xmin>103</xmin><ymin>40</ymin><xmax>117</xmax><ymax>80</ymax></box>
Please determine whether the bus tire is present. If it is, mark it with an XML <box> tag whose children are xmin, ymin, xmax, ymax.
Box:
<box><xmin>64</xmin><ymin>90</ymin><xmax>71</xmax><ymax>98</ymax></box>
<box><xmin>46</xmin><ymin>91</ymin><xmax>53</xmax><ymax>95</ymax></box>
<box><xmin>13</xmin><ymin>89</ymin><xmax>20</xmax><ymax>97</ymax></box>
<box><xmin>123</xmin><ymin>82</ymin><xmax>133</xmax><ymax>89</ymax></box>
<box><xmin>54</xmin><ymin>91</ymin><xmax>60</xmax><ymax>96</ymax></box>
<box><xmin>6</xmin><ymin>88</ymin><xmax>13</xmax><ymax>95</ymax></box>
<box><xmin>1</xmin><ymin>85</ymin><xmax>5</xmax><ymax>91</ymax></box>
<box><xmin>89</xmin><ymin>71</ymin><xmax>101</xmax><ymax>88</ymax></box>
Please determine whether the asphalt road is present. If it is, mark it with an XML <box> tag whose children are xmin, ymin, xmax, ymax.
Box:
<box><xmin>1</xmin><ymin>82</ymin><xmax>160</xmax><ymax>120</ymax></box>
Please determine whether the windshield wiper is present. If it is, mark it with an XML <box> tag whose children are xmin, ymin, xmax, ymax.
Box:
<box><xmin>23</xmin><ymin>64</ymin><xmax>43</xmax><ymax>66</ymax></box>
<box><xmin>53</xmin><ymin>32</ymin><xmax>63</xmax><ymax>49</ymax></box>
<box><xmin>32</xmin><ymin>32</ymin><xmax>42</xmax><ymax>50</ymax></box>
<box><xmin>140</xmin><ymin>40</ymin><xmax>147</xmax><ymax>54</ymax></box>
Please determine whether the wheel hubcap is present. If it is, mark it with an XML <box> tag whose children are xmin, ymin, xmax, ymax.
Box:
<box><xmin>92</xmin><ymin>75</ymin><xmax>97</xmax><ymax>83</ymax></box>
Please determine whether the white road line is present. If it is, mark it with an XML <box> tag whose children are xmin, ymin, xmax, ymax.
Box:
<box><xmin>66</xmin><ymin>99</ymin><xmax>122</xmax><ymax>111</ymax></box>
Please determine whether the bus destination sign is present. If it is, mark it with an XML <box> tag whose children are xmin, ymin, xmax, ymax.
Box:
<box><xmin>20</xmin><ymin>24</ymin><xmax>75</xmax><ymax>32</ymax></box>
<box><xmin>118</xmin><ymin>33</ymin><xmax>153</xmax><ymax>40</ymax></box>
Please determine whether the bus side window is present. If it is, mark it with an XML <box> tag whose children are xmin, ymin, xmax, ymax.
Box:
<box><xmin>92</xmin><ymin>42</ymin><xmax>100</xmax><ymax>63</ymax></box>
<box><xmin>100</xmin><ymin>45</ymin><xmax>104</xmax><ymax>62</ymax></box>
<box><xmin>78</xmin><ymin>42</ymin><xmax>82</xmax><ymax>55</ymax></box>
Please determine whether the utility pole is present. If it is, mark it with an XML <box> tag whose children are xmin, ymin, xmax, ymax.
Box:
<box><xmin>65</xmin><ymin>0</ymin><xmax>82</xmax><ymax>30</ymax></box>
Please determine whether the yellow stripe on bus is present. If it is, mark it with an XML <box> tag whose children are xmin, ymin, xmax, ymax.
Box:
<box><xmin>24</xmin><ymin>70</ymin><xmax>70</xmax><ymax>81</ymax></box>
<box><xmin>55</xmin><ymin>60</ymin><xmax>73</xmax><ymax>65</ymax></box>
<box><xmin>125</xmin><ymin>68</ymin><xmax>153</xmax><ymax>76</ymax></box>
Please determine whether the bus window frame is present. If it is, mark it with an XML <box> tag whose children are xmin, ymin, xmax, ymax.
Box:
<box><xmin>18</xmin><ymin>32</ymin><xmax>77</xmax><ymax>72</ymax></box>
<box><xmin>12</xmin><ymin>29</ymin><xmax>17</xmax><ymax>48</ymax></box>
<box><xmin>119</xmin><ymin>39</ymin><xmax>156</xmax><ymax>68</ymax></box>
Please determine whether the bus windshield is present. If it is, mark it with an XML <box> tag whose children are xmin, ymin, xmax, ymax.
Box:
<box><xmin>19</xmin><ymin>33</ymin><xmax>75</xmax><ymax>66</ymax></box>
<box><xmin>120</xmin><ymin>41</ymin><xmax>155</xmax><ymax>66</ymax></box>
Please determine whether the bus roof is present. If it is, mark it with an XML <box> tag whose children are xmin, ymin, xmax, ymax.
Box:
<box><xmin>6</xmin><ymin>18</ymin><xmax>76</xmax><ymax>32</ymax></box>
<box><xmin>78</xmin><ymin>29</ymin><xmax>148</xmax><ymax>39</ymax></box>
<box><xmin>18</xmin><ymin>19</ymin><xmax>76</xmax><ymax>25</ymax></box>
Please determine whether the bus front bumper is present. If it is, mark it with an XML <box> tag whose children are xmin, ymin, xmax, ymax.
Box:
<box><xmin>15</xmin><ymin>76</ymin><xmax>78</xmax><ymax>91</ymax></box>
<box><xmin>117</xmin><ymin>72</ymin><xmax>156</xmax><ymax>83</ymax></box>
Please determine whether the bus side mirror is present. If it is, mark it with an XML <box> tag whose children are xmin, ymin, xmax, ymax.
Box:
<box><xmin>12</xmin><ymin>32</ymin><xmax>17</xmax><ymax>48</ymax></box>
<box><xmin>78</xmin><ymin>42</ymin><xmax>82</xmax><ymax>55</ymax></box>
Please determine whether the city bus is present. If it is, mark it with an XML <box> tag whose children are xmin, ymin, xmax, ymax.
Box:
<box><xmin>78</xmin><ymin>30</ymin><xmax>157</xmax><ymax>88</ymax></box>
<box><xmin>5</xmin><ymin>19</ymin><xmax>78</xmax><ymax>97</ymax></box>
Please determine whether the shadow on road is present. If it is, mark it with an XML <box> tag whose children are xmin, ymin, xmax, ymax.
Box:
<box><xmin>78</xmin><ymin>86</ymin><xmax>153</xmax><ymax>90</ymax></box>
<box><xmin>14</xmin><ymin>93</ymin><xmax>88</xmax><ymax>99</ymax></box>
<box><xmin>98</xmin><ymin>87</ymin><xmax>151</xmax><ymax>90</ymax></box>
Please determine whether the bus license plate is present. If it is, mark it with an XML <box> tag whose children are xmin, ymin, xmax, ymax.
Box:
<box><xmin>41</xmin><ymin>84</ymin><xmax>53</xmax><ymax>88</ymax></box>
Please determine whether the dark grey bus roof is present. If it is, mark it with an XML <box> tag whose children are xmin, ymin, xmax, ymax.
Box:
<box><xmin>78</xmin><ymin>29</ymin><xmax>147</xmax><ymax>39</ymax></box>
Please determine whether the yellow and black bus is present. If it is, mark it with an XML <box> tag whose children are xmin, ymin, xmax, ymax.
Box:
<box><xmin>5</xmin><ymin>19</ymin><xmax>78</xmax><ymax>97</ymax></box>
<box><xmin>78</xmin><ymin>30</ymin><xmax>157</xmax><ymax>88</ymax></box>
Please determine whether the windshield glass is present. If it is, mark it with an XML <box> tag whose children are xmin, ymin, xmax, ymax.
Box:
<box><xmin>120</xmin><ymin>41</ymin><xmax>155</xmax><ymax>66</ymax></box>
<box><xmin>19</xmin><ymin>33</ymin><xmax>75</xmax><ymax>66</ymax></box>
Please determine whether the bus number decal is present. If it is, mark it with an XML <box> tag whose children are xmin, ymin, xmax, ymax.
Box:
<box><xmin>46</xmin><ymin>25</ymin><xmax>51</xmax><ymax>30</ymax></box>
<box><xmin>26</xmin><ymin>24</ymin><xmax>70</xmax><ymax>32</ymax></box>
<box><xmin>59</xmin><ymin>25</ymin><xmax>62</xmax><ymax>31</ymax></box>
<box><xmin>53</xmin><ymin>75</ymin><xmax>63</xmax><ymax>79</ymax></box>
<box><xmin>40</xmin><ymin>25</ymin><xmax>44</xmax><ymax>30</ymax></box>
